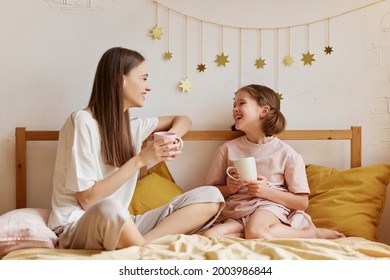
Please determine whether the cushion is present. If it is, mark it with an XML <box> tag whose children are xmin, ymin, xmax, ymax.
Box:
<box><xmin>147</xmin><ymin>161</ymin><xmax>175</xmax><ymax>182</ymax></box>
<box><xmin>305</xmin><ymin>164</ymin><xmax>390</xmax><ymax>241</ymax></box>
<box><xmin>0</xmin><ymin>208</ymin><xmax>58</xmax><ymax>257</ymax></box>
<box><xmin>129</xmin><ymin>162</ymin><xmax>183</xmax><ymax>215</ymax></box>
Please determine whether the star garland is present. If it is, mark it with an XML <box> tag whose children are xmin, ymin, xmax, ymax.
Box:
<box><xmin>255</xmin><ymin>29</ymin><xmax>266</xmax><ymax>69</ymax></box>
<box><xmin>254</xmin><ymin>58</ymin><xmax>266</xmax><ymax>69</ymax></box>
<box><xmin>197</xmin><ymin>21</ymin><xmax>206</xmax><ymax>72</ymax></box>
<box><xmin>163</xmin><ymin>52</ymin><xmax>173</xmax><ymax>60</ymax></box>
<box><xmin>149</xmin><ymin>2</ymin><xmax>163</xmax><ymax>40</ymax></box>
<box><xmin>179</xmin><ymin>16</ymin><xmax>192</xmax><ymax>93</ymax></box>
<box><xmin>215</xmin><ymin>26</ymin><xmax>229</xmax><ymax>67</ymax></box>
<box><xmin>179</xmin><ymin>78</ymin><xmax>193</xmax><ymax>92</ymax></box>
<box><xmin>149</xmin><ymin>26</ymin><xmax>163</xmax><ymax>40</ymax></box>
<box><xmin>147</xmin><ymin>0</ymin><xmax>385</xmax><ymax>93</ymax></box>
<box><xmin>301</xmin><ymin>25</ymin><xmax>316</xmax><ymax>66</ymax></box>
<box><xmin>163</xmin><ymin>9</ymin><xmax>173</xmax><ymax>60</ymax></box>
<box><xmin>215</xmin><ymin>52</ymin><xmax>229</xmax><ymax>67</ymax></box>
<box><xmin>283</xmin><ymin>55</ymin><xmax>294</xmax><ymax>66</ymax></box>
<box><xmin>324</xmin><ymin>46</ymin><xmax>333</xmax><ymax>55</ymax></box>
<box><xmin>197</xmin><ymin>64</ymin><xmax>206</xmax><ymax>72</ymax></box>
<box><xmin>324</xmin><ymin>19</ymin><xmax>334</xmax><ymax>55</ymax></box>
<box><xmin>283</xmin><ymin>28</ymin><xmax>294</xmax><ymax>66</ymax></box>
<box><xmin>275</xmin><ymin>29</ymin><xmax>283</xmax><ymax>99</ymax></box>
<box><xmin>301</xmin><ymin>51</ymin><xmax>316</xmax><ymax>65</ymax></box>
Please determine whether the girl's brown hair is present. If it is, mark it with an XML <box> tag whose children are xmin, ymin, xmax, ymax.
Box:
<box><xmin>88</xmin><ymin>47</ymin><xmax>145</xmax><ymax>167</ymax></box>
<box><xmin>234</xmin><ymin>84</ymin><xmax>286</xmax><ymax>136</ymax></box>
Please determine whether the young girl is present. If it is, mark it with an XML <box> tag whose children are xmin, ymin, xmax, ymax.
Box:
<box><xmin>48</xmin><ymin>47</ymin><xmax>224</xmax><ymax>250</ymax></box>
<box><xmin>202</xmin><ymin>84</ymin><xmax>344</xmax><ymax>239</ymax></box>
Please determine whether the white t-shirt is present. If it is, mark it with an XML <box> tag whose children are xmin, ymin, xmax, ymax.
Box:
<box><xmin>48</xmin><ymin>110</ymin><xmax>158</xmax><ymax>229</ymax></box>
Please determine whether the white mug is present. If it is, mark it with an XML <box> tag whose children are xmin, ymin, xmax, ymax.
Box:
<box><xmin>153</xmin><ymin>131</ymin><xmax>184</xmax><ymax>151</ymax></box>
<box><xmin>226</xmin><ymin>157</ymin><xmax>257</xmax><ymax>181</ymax></box>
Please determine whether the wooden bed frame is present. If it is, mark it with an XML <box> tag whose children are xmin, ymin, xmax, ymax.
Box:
<box><xmin>15</xmin><ymin>126</ymin><xmax>362</xmax><ymax>209</ymax></box>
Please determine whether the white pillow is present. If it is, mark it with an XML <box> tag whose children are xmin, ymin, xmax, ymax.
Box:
<box><xmin>0</xmin><ymin>208</ymin><xmax>58</xmax><ymax>257</ymax></box>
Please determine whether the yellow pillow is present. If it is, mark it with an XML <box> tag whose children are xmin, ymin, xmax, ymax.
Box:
<box><xmin>147</xmin><ymin>161</ymin><xmax>175</xmax><ymax>182</ymax></box>
<box><xmin>306</xmin><ymin>164</ymin><xmax>390</xmax><ymax>241</ymax></box>
<box><xmin>129</xmin><ymin>162</ymin><xmax>183</xmax><ymax>215</ymax></box>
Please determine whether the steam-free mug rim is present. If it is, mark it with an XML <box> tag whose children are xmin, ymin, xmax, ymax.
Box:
<box><xmin>154</xmin><ymin>131</ymin><xmax>177</xmax><ymax>137</ymax></box>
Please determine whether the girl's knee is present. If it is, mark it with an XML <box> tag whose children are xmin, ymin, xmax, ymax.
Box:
<box><xmin>245</xmin><ymin>226</ymin><xmax>269</xmax><ymax>239</ymax></box>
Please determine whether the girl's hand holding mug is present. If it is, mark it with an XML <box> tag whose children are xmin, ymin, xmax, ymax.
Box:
<box><xmin>246</xmin><ymin>175</ymin><xmax>268</xmax><ymax>198</ymax></box>
<box><xmin>225</xmin><ymin>168</ymin><xmax>242</xmax><ymax>195</ymax></box>
<box><xmin>226</xmin><ymin>157</ymin><xmax>257</xmax><ymax>183</ymax></box>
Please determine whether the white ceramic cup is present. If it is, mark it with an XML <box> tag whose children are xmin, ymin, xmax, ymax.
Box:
<box><xmin>226</xmin><ymin>157</ymin><xmax>257</xmax><ymax>181</ymax></box>
<box><xmin>153</xmin><ymin>131</ymin><xmax>184</xmax><ymax>151</ymax></box>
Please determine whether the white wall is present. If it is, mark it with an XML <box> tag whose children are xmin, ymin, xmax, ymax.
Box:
<box><xmin>1</xmin><ymin>0</ymin><xmax>389</xmax><ymax>244</ymax></box>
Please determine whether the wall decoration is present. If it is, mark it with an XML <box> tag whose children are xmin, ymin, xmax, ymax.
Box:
<box><xmin>163</xmin><ymin>9</ymin><xmax>173</xmax><ymax>60</ymax></box>
<box><xmin>178</xmin><ymin>16</ymin><xmax>193</xmax><ymax>93</ymax></box>
<box><xmin>214</xmin><ymin>26</ymin><xmax>230</xmax><ymax>67</ymax></box>
<box><xmin>149</xmin><ymin>26</ymin><xmax>164</xmax><ymax>40</ymax></box>
<box><xmin>149</xmin><ymin>2</ymin><xmax>164</xmax><ymax>40</ymax></box>
<box><xmin>301</xmin><ymin>25</ymin><xmax>316</xmax><ymax>66</ymax></box>
<box><xmin>324</xmin><ymin>19</ymin><xmax>334</xmax><ymax>55</ymax></box>
<box><xmin>215</xmin><ymin>52</ymin><xmax>230</xmax><ymax>67</ymax></box>
<box><xmin>196</xmin><ymin>21</ymin><xmax>206</xmax><ymax>72</ymax></box>
<box><xmin>254</xmin><ymin>29</ymin><xmax>266</xmax><ymax>69</ymax></box>
<box><xmin>147</xmin><ymin>0</ymin><xmax>385</xmax><ymax>93</ymax></box>
<box><xmin>163</xmin><ymin>51</ymin><xmax>173</xmax><ymax>60</ymax></box>
<box><xmin>283</xmin><ymin>28</ymin><xmax>294</xmax><ymax>66</ymax></box>
<box><xmin>179</xmin><ymin>78</ymin><xmax>193</xmax><ymax>93</ymax></box>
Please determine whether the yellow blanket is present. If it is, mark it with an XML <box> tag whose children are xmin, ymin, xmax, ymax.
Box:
<box><xmin>3</xmin><ymin>235</ymin><xmax>390</xmax><ymax>260</ymax></box>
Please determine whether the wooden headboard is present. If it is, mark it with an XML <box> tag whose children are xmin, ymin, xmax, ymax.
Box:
<box><xmin>15</xmin><ymin>126</ymin><xmax>362</xmax><ymax>209</ymax></box>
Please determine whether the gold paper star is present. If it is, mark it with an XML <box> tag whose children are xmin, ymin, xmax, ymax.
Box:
<box><xmin>197</xmin><ymin>64</ymin><xmax>206</xmax><ymax>72</ymax></box>
<box><xmin>276</xmin><ymin>92</ymin><xmax>284</xmax><ymax>100</ymax></box>
<box><xmin>163</xmin><ymin>52</ymin><xmax>173</xmax><ymax>60</ymax></box>
<box><xmin>149</xmin><ymin>25</ymin><xmax>164</xmax><ymax>40</ymax></box>
<box><xmin>179</xmin><ymin>78</ymin><xmax>193</xmax><ymax>93</ymax></box>
<box><xmin>283</xmin><ymin>55</ymin><xmax>294</xmax><ymax>66</ymax></box>
<box><xmin>215</xmin><ymin>52</ymin><xmax>229</xmax><ymax>67</ymax></box>
<box><xmin>324</xmin><ymin>46</ymin><xmax>333</xmax><ymax>55</ymax></box>
<box><xmin>254</xmin><ymin>58</ymin><xmax>266</xmax><ymax>69</ymax></box>
<box><xmin>301</xmin><ymin>51</ymin><xmax>316</xmax><ymax>66</ymax></box>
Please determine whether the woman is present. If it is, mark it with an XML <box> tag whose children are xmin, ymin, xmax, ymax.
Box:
<box><xmin>48</xmin><ymin>47</ymin><xmax>224</xmax><ymax>250</ymax></box>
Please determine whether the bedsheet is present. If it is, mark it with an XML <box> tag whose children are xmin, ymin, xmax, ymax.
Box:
<box><xmin>3</xmin><ymin>234</ymin><xmax>390</xmax><ymax>260</ymax></box>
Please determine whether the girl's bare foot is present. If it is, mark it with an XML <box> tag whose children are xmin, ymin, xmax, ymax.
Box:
<box><xmin>306</xmin><ymin>228</ymin><xmax>345</xmax><ymax>239</ymax></box>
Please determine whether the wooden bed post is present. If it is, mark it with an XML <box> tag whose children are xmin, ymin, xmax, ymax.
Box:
<box><xmin>15</xmin><ymin>127</ymin><xmax>60</xmax><ymax>208</ymax></box>
<box><xmin>351</xmin><ymin>126</ymin><xmax>362</xmax><ymax>168</ymax></box>
<box><xmin>15</xmin><ymin>127</ymin><xmax>27</xmax><ymax>209</ymax></box>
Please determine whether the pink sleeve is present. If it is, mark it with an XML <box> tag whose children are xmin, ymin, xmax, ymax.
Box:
<box><xmin>205</xmin><ymin>146</ymin><xmax>228</xmax><ymax>186</ymax></box>
<box><xmin>284</xmin><ymin>154</ymin><xmax>310</xmax><ymax>194</ymax></box>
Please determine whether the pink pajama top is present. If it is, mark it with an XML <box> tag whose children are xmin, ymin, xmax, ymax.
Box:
<box><xmin>205</xmin><ymin>136</ymin><xmax>314</xmax><ymax>228</ymax></box>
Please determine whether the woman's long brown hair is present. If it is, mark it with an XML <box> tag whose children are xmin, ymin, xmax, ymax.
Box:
<box><xmin>88</xmin><ymin>47</ymin><xmax>145</xmax><ymax>167</ymax></box>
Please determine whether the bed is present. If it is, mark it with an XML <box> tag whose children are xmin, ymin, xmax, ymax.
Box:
<box><xmin>1</xmin><ymin>126</ymin><xmax>390</xmax><ymax>260</ymax></box>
